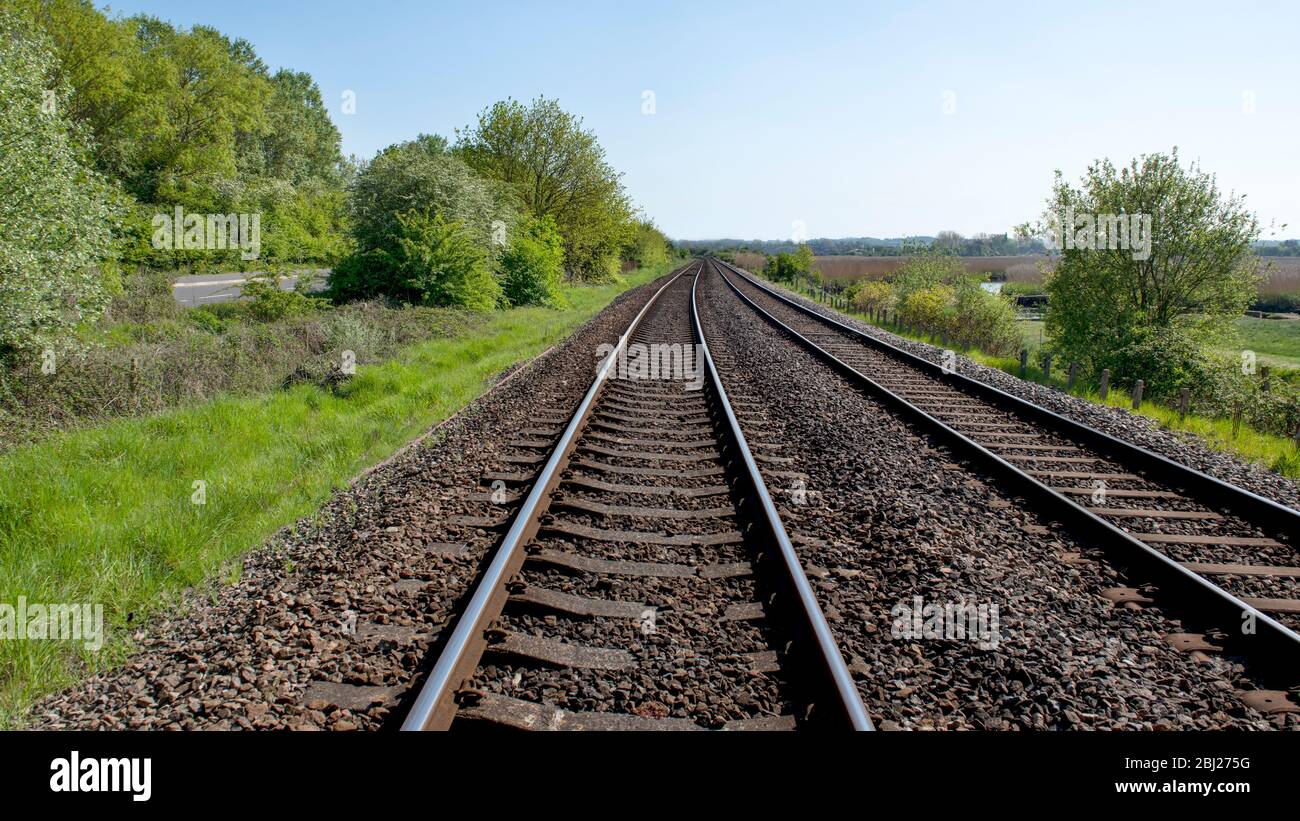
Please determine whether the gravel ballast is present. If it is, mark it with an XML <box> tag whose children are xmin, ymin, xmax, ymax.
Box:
<box><xmin>697</xmin><ymin>264</ymin><xmax>1293</xmax><ymax>730</ymax></box>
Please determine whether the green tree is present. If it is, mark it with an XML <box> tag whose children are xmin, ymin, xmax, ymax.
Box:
<box><xmin>500</xmin><ymin>216</ymin><xmax>566</xmax><ymax>307</ymax></box>
<box><xmin>455</xmin><ymin>97</ymin><xmax>632</xmax><ymax>280</ymax></box>
<box><xmin>347</xmin><ymin>135</ymin><xmax>509</xmax><ymax>254</ymax></box>
<box><xmin>0</xmin><ymin>9</ymin><xmax>120</xmax><ymax>357</ymax></box>
<box><xmin>1037</xmin><ymin>149</ymin><xmax>1260</xmax><ymax>391</ymax></box>
<box><xmin>623</xmin><ymin>219</ymin><xmax>670</xmax><ymax>268</ymax></box>
<box><xmin>386</xmin><ymin>211</ymin><xmax>500</xmax><ymax>310</ymax></box>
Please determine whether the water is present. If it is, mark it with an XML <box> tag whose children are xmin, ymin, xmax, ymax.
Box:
<box><xmin>980</xmin><ymin>281</ymin><xmax>1004</xmax><ymax>294</ymax></box>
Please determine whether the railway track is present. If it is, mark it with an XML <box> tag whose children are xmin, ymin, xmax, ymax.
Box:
<box><xmin>708</xmin><ymin>256</ymin><xmax>1300</xmax><ymax>715</ymax></box>
<box><xmin>398</xmin><ymin>262</ymin><xmax>872</xmax><ymax>731</ymax></box>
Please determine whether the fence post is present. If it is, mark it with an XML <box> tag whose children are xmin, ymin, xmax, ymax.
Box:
<box><xmin>1067</xmin><ymin>362</ymin><xmax>1078</xmax><ymax>391</ymax></box>
<box><xmin>1019</xmin><ymin>350</ymin><xmax>1028</xmax><ymax>379</ymax></box>
<box><xmin>1178</xmin><ymin>387</ymin><xmax>1190</xmax><ymax>420</ymax></box>
<box><xmin>1099</xmin><ymin>369</ymin><xmax>1110</xmax><ymax>400</ymax></box>
<box><xmin>1131</xmin><ymin>379</ymin><xmax>1144</xmax><ymax>410</ymax></box>
<box><xmin>1261</xmin><ymin>366</ymin><xmax>1271</xmax><ymax>393</ymax></box>
<box><xmin>1042</xmin><ymin>353</ymin><xmax>1052</xmax><ymax>383</ymax></box>
<box><xmin>1233</xmin><ymin>402</ymin><xmax>1242</xmax><ymax>438</ymax></box>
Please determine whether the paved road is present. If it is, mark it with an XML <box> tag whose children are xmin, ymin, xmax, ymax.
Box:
<box><xmin>171</xmin><ymin>270</ymin><xmax>329</xmax><ymax>307</ymax></box>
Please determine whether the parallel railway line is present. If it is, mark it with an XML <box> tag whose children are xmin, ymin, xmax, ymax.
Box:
<box><xmin>708</xmin><ymin>256</ymin><xmax>1300</xmax><ymax>713</ymax></box>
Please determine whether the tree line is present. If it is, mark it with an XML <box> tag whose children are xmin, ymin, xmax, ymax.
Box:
<box><xmin>0</xmin><ymin>2</ymin><xmax>672</xmax><ymax>359</ymax></box>
<box><xmin>681</xmin><ymin>233</ymin><xmax>1048</xmax><ymax>258</ymax></box>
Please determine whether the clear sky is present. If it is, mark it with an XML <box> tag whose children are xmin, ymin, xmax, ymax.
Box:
<box><xmin>99</xmin><ymin>0</ymin><xmax>1300</xmax><ymax>241</ymax></box>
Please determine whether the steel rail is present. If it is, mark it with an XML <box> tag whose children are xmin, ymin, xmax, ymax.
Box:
<box><xmin>689</xmin><ymin>269</ymin><xmax>874</xmax><ymax>730</ymax></box>
<box><xmin>714</xmin><ymin>258</ymin><xmax>1300</xmax><ymax>538</ymax></box>
<box><xmin>710</xmin><ymin>258</ymin><xmax>1300</xmax><ymax>684</ymax></box>
<box><xmin>400</xmin><ymin>262</ymin><xmax>696</xmax><ymax>731</ymax></box>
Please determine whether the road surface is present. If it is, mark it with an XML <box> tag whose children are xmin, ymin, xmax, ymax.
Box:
<box><xmin>171</xmin><ymin>270</ymin><xmax>329</xmax><ymax>307</ymax></box>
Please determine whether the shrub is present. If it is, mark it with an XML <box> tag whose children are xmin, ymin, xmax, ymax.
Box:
<box><xmin>500</xmin><ymin>216</ymin><xmax>566</xmax><ymax>307</ymax></box>
<box><xmin>188</xmin><ymin>309</ymin><xmax>226</xmax><ymax>335</ymax></box>
<box><xmin>1099</xmin><ymin>326</ymin><xmax>1217</xmax><ymax>401</ymax></box>
<box><xmin>331</xmin><ymin>136</ymin><xmax>512</xmax><ymax>302</ymax></box>
<box><xmin>240</xmin><ymin>276</ymin><xmax>327</xmax><ymax>322</ymax></box>
<box><xmin>951</xmin><ymin>284</ymin><xmax>1021</xmax><ymax>356</ymax></box>
<box><xmin>764</xmin><ymin>247</ymin><xmax>816</xmax><ymax>284</ymax></box>
<box><xmin>851</xmin><ymin>281</ymin><xmax>893</xmax><ymax>313</ymax></box>
<box><xmin>897</xmin><ymin>285</ymin><xmax>955</xmax><ymax>333</ymax></box>
<box><xmin>389</xmin><ymin>211</ymin><xmax>501</xmax><ymax>310</ymax></box>
<box><xmin>0</xmin><ymin>11</ymin><xmax>120</xmax><ymax>359</ymax></box>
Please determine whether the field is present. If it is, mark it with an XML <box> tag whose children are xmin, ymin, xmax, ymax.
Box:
<box><xmin>810</xmin><ymin>255</ymin><xmax>1049</xmax><ymax>283</ymax></box>
<box><xmin>732</xmin><ymin>255</ymin><xmax>1300</xmax><ymax>297</ymax></box>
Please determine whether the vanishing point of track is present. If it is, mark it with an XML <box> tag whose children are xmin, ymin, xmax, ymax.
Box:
<box><xmin>398</xmin><ymin>261</ymin><xmax>872</xmax><ymax>731</ymax></box>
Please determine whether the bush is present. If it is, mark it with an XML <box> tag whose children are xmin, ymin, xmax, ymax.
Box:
<box><xmin>1099</xmin><ymin>326</ymin><xmax>1217</xmax><ymax>401</ymax></box>
<box><xmin>951</xmin><ymin>284</ymin><xmax>1021</xmax><ymax>355</ymax></box>
<box><xmin>898</xmin><ymin>285</ymin><xmax>955</xmax><ymax>333</ymax></box>
<box><xmin>188</xmin><ymin>309</ymin><xmax>226</xmax><ymax>335</ymax></box>
<box><xmin>0</xmin><ymin>11</ymin><xmax>120</xmax><ymax>358</ymax></box>
<box><xmin>331</xmin><ymin>136</ymin><xmax>513</xmax><ymax>302</ymax></box>
<box><xmin>240</xmin><ymin>276</ymin><xmax>327</xmax><ymax>322</ymax></box>
<box><xmin>500</xmin><ymin>217</ymin><xmax>565</xmax><ymax>307</ymax></box>
<box><xmin>851</xmin><ymin>281</ymin><xmax>893</xmax><ymax>313</ymax></box>
<box><xmin>764</xmin><ymin>246</ymin><xmax>816</xmax><ymax>284</ymax></box>
<box><xmin>1000</xmin><ymin>281</ymin><xmax>1046</xmax><ymax>299</ymax></box>
<box><xmin>388</xmin><ymin>211</ymin><xmax>500</xmax><ymax>310</ymax></box>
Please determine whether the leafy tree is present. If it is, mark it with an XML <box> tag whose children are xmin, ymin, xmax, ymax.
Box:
<box><xmin>332</xmin><ymin>136</ymin><xmax>513</xmax><ymax>301</ymax></box>
<box><xmin>1036</xmin><ymin>149</ymin><xmax>1260</xmax><ymax>391</ymax></box>
<box><xmin>346</xmin><ymin>135</ymin><xmax>510</xmax><ymax>254</ymax></box>
<box><xmin>455</xmin><ymin>97</ymin><xmax>632</xmax><ymax>280</ymax></box>
<box><xmin>250</xmin><ymin>69</ymin><xmax>342</xmax><ymax>184</ymax></box>
<box><xmin>500</xmin><ymin>216</ymin><xmax>566</xmax><ymax>307</ymax></box>
<box><xmin>891</xmin><ymin>250</ymin><xmax>967</xmax><ymax>303</ymax></box>
<box><xmin>0</xmin><ymin>9</ymin><xmax>120</xmax><ymax>357</ymax></box>
<box><xmin>19</xmin><ymin>2</ymin><xmax>349</xmax><ymax>272</ymax></box>
<box><xmin>385</xmin><ymin>211</ymin><xmax>500</xmax><ymax>310</ymax></box>
<box><xmin>850</xmin><ymin>281</ymin><xmax>892</xmax><ymax>313</ymax></box>
<box><xmin>623</xmin><ymin>219</ymin><xmax>670</xmax><ymax>268</ymax></box>
<box><xmin>763</xmin><ymin>244</ymin><xmax>816</xmax><ymax>284</ymax></box>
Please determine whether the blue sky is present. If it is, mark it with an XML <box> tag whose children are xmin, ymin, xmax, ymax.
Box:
<box><xmin>101</xmin><ymin>0</ymin><xmax>1300</xmax><ymax>240</ymax></box>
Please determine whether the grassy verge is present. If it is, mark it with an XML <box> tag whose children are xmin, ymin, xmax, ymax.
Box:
<box><xmin>0</xmin><ymin>261</ymin><xmax>675</xmax><ymax>724</ymax></box>
<box><xmin>779</xmin><ymin>279</ymin><xmax>1300</xmax><ymax>480</ymax></box>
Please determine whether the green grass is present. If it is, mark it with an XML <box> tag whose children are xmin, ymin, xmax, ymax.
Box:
<box><xmin>1216</xmin><ymin>316</ymin><xmax>1300</xmax><ymax>371</ymax></box>
<box><xmin>0</xmin><ymin>262</ymin><xmax>676</xmax><ymax>725</ymax></box>
<box><xmin>779</xmin><ymin>279</ymin><xmax>1300</xmax><ymax>481</ymax></box>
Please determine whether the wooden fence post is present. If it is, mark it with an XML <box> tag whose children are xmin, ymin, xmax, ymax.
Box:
<box><xmin>1178</xmin><ymin>387</ymin><xmax>1190</xmax><ymax>420</ymax></box>
<box><xmin>1019</xmin><ymin>350</ymin><xmax>1028</xmax><ymax>378</ymax></box>
<box><xmin>1042</xmin><ymin>353</ymin><xmax>1052</xmax><ymax>383</ymax></box>
<box><xmin>1099</xmin><ymin>369</ymin><xmax>1110</xmax><ymax>400</ymax></box>
<box><xmin>1131</xmin><ymin>379</ymin><xmax>1144</xmax><ymax>409</ymax></box>
<box><xmin>1067</xmin><ymin>362</ymin><xmax>1078</xmax><ymax>391</ymax></box>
